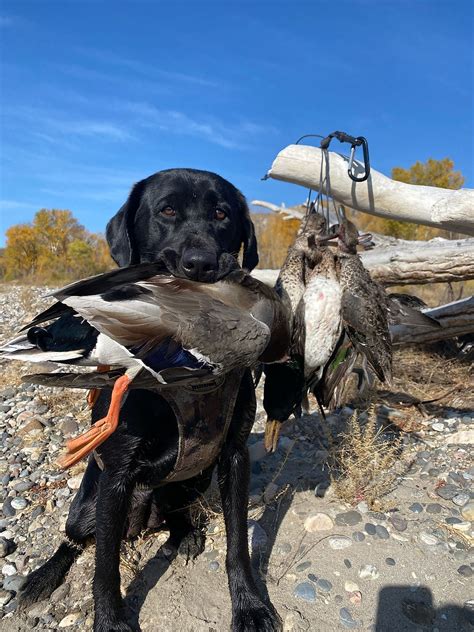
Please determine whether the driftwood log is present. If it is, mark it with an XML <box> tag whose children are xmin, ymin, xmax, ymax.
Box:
<box><xmin>265</xmin><ymin>144</ymin><xmax>474</xmax><ymax>236</ymax></box>
<box><xmin>252</xmin><ymin>237</ymin><xmax>474</xmax><ymax>287</ymax></box>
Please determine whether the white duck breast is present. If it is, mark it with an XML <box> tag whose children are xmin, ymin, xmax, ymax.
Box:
<box><xmin>301</xmin><ymin>275</ymin><xmax>342</xmax><ymax>380</ymax></box>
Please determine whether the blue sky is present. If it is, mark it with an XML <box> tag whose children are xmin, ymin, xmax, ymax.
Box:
<box><xmin>1</xmin><ymin>0</ymin><xmax>472</xmax><ymax>245</ymax></box>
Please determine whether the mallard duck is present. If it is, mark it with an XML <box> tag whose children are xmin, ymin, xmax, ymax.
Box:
<box><xmin>263</xmin><ymin>212</ymin><xmax>342</xmax><ymax>451</ymax></box>
<box><xmin>1</xmin><ymin>262</ymin><xmax>290</xmax><ymax>467</ymax></box>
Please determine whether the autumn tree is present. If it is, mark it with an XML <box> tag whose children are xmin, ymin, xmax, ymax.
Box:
<box><xmin>350</xmin><ymin>158</ymin><xmax>465</xmax><ymax>240</ymax></box>
<box><xmin>2</xmin><ymin>209</ymin><xmax>114</xmax><ymax>283</ymax></box>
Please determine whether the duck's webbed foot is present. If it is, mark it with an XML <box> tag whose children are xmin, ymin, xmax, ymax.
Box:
<box><xmin>59</xmin><ymin>374</ymin><xmax>131</xmax><ymax>468</ymax></box>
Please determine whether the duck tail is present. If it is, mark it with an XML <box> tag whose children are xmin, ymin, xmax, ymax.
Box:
<box><xmin>0</xmin><ymin>332</ymin><xmax>84</xmax><ymax>363</ymax></box>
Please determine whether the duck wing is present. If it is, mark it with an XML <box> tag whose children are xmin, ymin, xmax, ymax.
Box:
<box><xmin>61</xmin><ymin>276</ymin><xmax>272</xmax><ymax>375</ymax></box>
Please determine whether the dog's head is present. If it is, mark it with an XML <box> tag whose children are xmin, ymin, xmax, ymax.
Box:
<box><xmin>106</xmin><ymin>168</ymin><xmax>258</xmax><ymax>281</ymax></box>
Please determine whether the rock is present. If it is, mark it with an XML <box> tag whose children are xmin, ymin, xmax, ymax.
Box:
<box><xmin>364</xmin><ymin>523</ymin><xmax>376</xmax><ymax>535</ymax></box>
<box><xmin>344</xmin><ymin>581</ymin><xmax>360</xmax><ymax>593</ymax></box>
<box><xmin>352</xmin><ymin>531</ymin><xmax>365</xmax><ymax>542</ymax></box>
<box><xmin>283</xmin><ymin>609</ymin><xmax>310</xmax><ymax>631</ymax></box>
<box><xmin>18</xmin><ymin>418</ymin><xmax>44</xmax><ymax>436</ymax></box>
<box><xmin>385</xmin><ymin>558</ymin><xmax>396</xmax><ymax>566</ymax></box>
<box><xmin>0</xmin><ymin>589</ymin><xmax>12</xmax><ymax>607</ymax></box>
<box><xmin>2</xmin><ymin>497</ymin><xmax>16</xmax><ymax>517</ymax></box>
<box><xmin>51</xmin><ymin>583</ymin><xmax>71</xmax><ymax>604</ymax></box>
<box><xmin>316</xmin><ymin>578</ymin><xmax>332</xmax><ymax>592</ymax></box>
<box><xmin>358</xmin><ymin>565</ymin><xmax>379</xmax><ymax>580</ymax></box>
<box><xmin>295</xmin><ymin>561</ymin><xmax>311</xmax><ymax>572</ymax></box>
<box><xmin>58</xmin><ymin>612</ymin><xmax>81</xmax><ymax>627</ymax></box>
<box><xmin>2</xmin><ymin>574</ymin><xmax>25</xmax><ymax>593</ymax></box>
<box><xmin>356</xmin><ymin>501</ymin><xmax>369</xmax><ymax>514</ymax></box>
<box><xmin>304</xmin><ymin>513</ymin><xmax>334</xmax><ymax>532</ymax></box>
<box><xmin>458</xmin><ymin>565</ymin><xmax>473</xmax><ymax>578</ymax></box>
<box><xmin>294</xmin><ymin>581</ymin><xmax>316</xmax><ymax>602</ymax></box>
<box><xmin>1</xmin><ymin>563</ymin><xmax>17</xmax><ymax>576</ymax></box>
<box><xmin>435</xmin><ymin>484</ymin><xmax>459</xmax><ymax>500</ymax></box>
<box><xmin>248</xmin><ymin>440</ymin><xmax>268</xmax><ymax>462</ymax></box>
<box><xmin>349</xmin><ymin>591</ymin><xmax>362</xmax><ymax>606</ymax></box>
<box><xmin>419</xmin><ymin>532</ymin><xmax>439</xmax><ymax>546</ymax></box>
<box><xmin>335</xmin><ymin>511</ymin><xmax>361</xmax><ymax>527</ymax></box>
<box><xmin>328</xmin><ymin>536</ymin><xmax>352</xmax><ymax>550</ymax></box>
<box><xmin>375</xmin><ymin>525</ymin><xmax>389</xmax><ymax>540</ymax></box>
<box><xmin>263</xmin><ymin>482</ymin><xmax>279</xmax><ymax>504</ymax></box>
<box><xmin>446</xmin><ymin>429</ymin><xmax>474</xmax><ymax>444</ymax></box>
<box><xmin>59</xmin><ymin>419</ymin><xmax>79</xmax><ymax>435</ymax></box>
<box><xmin>67</xmin><ymin>474</ymin><xmax>83</xmax><ymax>491</ymax></box>
<box><xmin>10</xmin><ymin>497</ymin><xmax>27</xmax><ymax>510</ymax></box>
<box><xmin>408</xmin><ymin>503</ymin><xmax>423</xmax><ymax>513</ymax></box>
<box><xmin>339</xmin><ymin>607</ymin><xmax>359</xmax><ymax>628</ymax></box>
<box><xmin>426</xmin><ymin>503</ymin><xmax>442</xmax><ymax>514</ymax></box>
<box><xmin>208</xmin><ymin>561</ymin><xmax>219</xmax><ymax>571</ymax></box>
<box><xmin>389</xmin><ymin>515</ymin><xmax>407</xmax><ymax>531</ymax></box>
<box><xmin>431</xmin><ymin>422</ymin><xmax>445</xmax><ymax>432</ymax></box>
<box><xmin>452</xmin><ymin>492</ymin><xmax>470</xmax><ymax>507</ymax></box>
<box><xmin>344</xmin><ymin>559</ymin><xmax>352</xmax><ymax>568</ymax></box>
<box><xmin>460</xmin><ymin>501</ymin><xmax>474</xmax><ymax>521</ymax></box>
<box><xmin>0</xmin><ymin>536</ymin><xmax>15</xmax><ymax>557</ymax></box>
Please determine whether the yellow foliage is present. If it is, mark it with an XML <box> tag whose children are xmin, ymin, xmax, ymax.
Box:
<box><xmin>1</xmin><ymin>209</ymin><xmax>114</xmax><ymax>283</ymax></box>
<box><xmin>251</xmin><ymin>213</ymin><xmax>300</xmax><ymax>269</ymax></box>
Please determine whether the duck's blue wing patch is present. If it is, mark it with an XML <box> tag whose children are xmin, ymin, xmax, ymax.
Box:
<box><xmin>132</xmin><ymin>337</ymin><xmax>211</xmax><ymax>373</ymax></box>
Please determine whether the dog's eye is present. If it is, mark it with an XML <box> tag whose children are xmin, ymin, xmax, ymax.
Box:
<box><xmin>215</xmin><ymin>209</ymin><xmax>227</xmax><ymax>221</ymax></box>
<box><xmin>161</xmin><ymin>206</ymin><xmax>176</xmax><ymax>217</ymax></box>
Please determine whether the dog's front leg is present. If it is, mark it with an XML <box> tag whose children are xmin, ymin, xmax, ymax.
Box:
<box><xmin>93</xmin><ymin>470</ymin><xmax>134</xmax><ymax>632</ymax></box>
<box><xmin>218</xmin><ymin>373</ymin><xmax>282</xmax><ymax>632</ymax></box>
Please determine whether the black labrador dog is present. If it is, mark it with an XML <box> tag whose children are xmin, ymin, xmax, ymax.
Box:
<box><xmin>18</xmin><ymin>169</ymin><xmax>282</xmax><ymax>631</ymax></box>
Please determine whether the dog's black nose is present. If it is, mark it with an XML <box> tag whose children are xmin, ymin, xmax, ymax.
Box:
<box><xmin>181</xmin><ymin>249</ymin><xmax>218</xmax><ymax>281</ymax></box>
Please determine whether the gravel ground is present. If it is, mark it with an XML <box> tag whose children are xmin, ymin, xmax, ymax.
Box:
<box><xmin>0</xmin><ymin>285</ymin><xmax>473</xmax><ymax>631</ymax></box>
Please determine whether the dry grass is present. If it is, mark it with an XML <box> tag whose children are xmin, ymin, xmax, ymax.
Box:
<box><xmin>330</xmin><ymin>407</ymin><xmax>404</xmax><ymax>508</ymax></box>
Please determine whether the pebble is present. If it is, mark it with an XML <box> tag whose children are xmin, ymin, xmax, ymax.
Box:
<box><xmin>339</xmin><ymin>607</ymin><xmax>358</xmax><ymax>628</ymax></box>
<box><xmin>263</xmin><ymin>482</ymin><xmax>279</xmax><ymax>504</ymax></box>
<box><xmin>316</xmin><ymin>578</ymin><xmax>332</xmax><ymax>592</ymax></box>
<box><xmin>0</xmin><ymin>590</ymin><xmax>12</xmax><ymax>608</ymax></box>
<box><xmin>294</xmin><ymin>581</ymin><xmax>317</xmax><ymax>602</ymax></box>
<box><xmin>10</xmin><ymin>497</ymin><xmax>27</xmax><ymax>510</ymax></box>
<box><xmin>307</xmin><ymin>573</ymin><xmax>318</xmax><ymax>583</ymax></box>
<box><xmin>0</xmin><ymin>536</ymin><xmax>15</xmax><ymax>558</ymax></box>
<box><xmin>344</xmin><ymin>581</ymin><xmax>360</xmax><ymax>593</ymax></box>
<box><xmin>58</xmin><ymin>612</ymin><xmax>81</xmax><ymax>628</ymax></box>
<box><xmin>208</xmin><ymin>561</ymin><xmax>219</xmax><ymax>571</ymax></box>
<box><xmin>352</xmin><ymin>531</ymin><xmax>365</xmax><ymax>542</ymax></box>
<box><xmin>408</xmin><ymin>503</ymin><xmax>423</xmax><ymax>513</ymax></box>
<box><xmin>335</xmin><ymin>511</ymin><xmax>361</xmax><ymax>527</ymax></box>
<box><xmin>2</xmin><ymin>498</ymin><xmax>16</xmax><ymax>517</ymax></box>
<box><xmin>364</xmin><ymin>523</ymin><xmax>376</xmax><ymax>535</ymax></box>
<box><xmin>328</xmin><ymin>536</ymin><xmax>352</xmax><ymax>550</ymax></box>
<box><xmin>419</xmin><ymin>532</ymin><xmax>439</xmax><ymax>546</ymax></box>
<box><xmin>385</xmin><ymin>557</ymin><xmax>396</xmax><ymax>566</ymax></box>
<box><xmin>389</xmin><ymin>514</ymin><xmax>407</xmax><ymax>531</ymax></box>
<box><xmin>432</xmin><ymin>422</ymin><xmax>445</xmax><ymax>432</ymax></box>
<box><xmin>2</xmin><ymin>574</ymin><xmax>25</xmax><ymax>593</ymax></box>
<box><xmin>67</xmin><ymin>475</ymin><xmax>83</xmax><ymax>491</ymax></box>
<box><xmin>1</xmin><ymin>563</ymin><xmax>17</xmax><ymax>576</ymax></box>
<box><xmin>295</xmin><ymin>561</ymin><xmax>311</xmax><ymax>572</ymax></box>
<box><xmin>426</xmin><ymin>503</ymin><xmax>442</xmax><ymax>514</ymax></box>
<box><xmin>303</xmin><ymin>513</ymin><xmax>334</xmax><ymax>532</ymax></box>
<box><xmin>461</xmin><ymin>501</ymin><xmax>474</xmax><ymax>521</ymax></box>
<box><xmin>452</xmin><ymin>492</ymin><xmax>470</xmax><ymax>507</ymax></box>
<box><xmin>349</xmin><ymin>591</ymin><xmax>362</xmax><ymax>606</ymax></box>
<box><xmin>343</xmin><ymin>559</ymin><xmax>352</xmax><ymax>569</ymax></box>
<box><xmin>435</xmin><ymin>484</ymin><xmax>459</xmax><ymax>500</ymax></box>
<box><xmin>247</xmin><ymin>520</ymin><xmax>267</xmax><ymax>553</ymax></box>
<box><xmin>358</xmin><ymin>565</ymin><xmax>379</xmax><ymax>580</ymax></box>
<box><xmin>458</xmin><ymin>565</ymin><xmax>473</xmax><ymax>578</ymax></box>
<box><xmin>375</xmin><ymin>525</ymin><xmax>389</xmax><ymax>540</ymax></box>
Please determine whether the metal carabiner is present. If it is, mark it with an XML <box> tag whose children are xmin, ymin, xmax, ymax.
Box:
<box><xmin>347</xmin><ymin>136</ymin><xmax>370</xmax><ymax>183</ymax></box>
<box><xmin>320</xmin><ymin>131</ymin><xmax>371</xmax><ymax>183</ymax></box>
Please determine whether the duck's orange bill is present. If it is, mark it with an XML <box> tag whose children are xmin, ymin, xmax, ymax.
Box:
<box><xmin>58</xmin><ymin>374</ymin><xmax>131</xmax><ymax>469</ymax></box>
<box><xmin>86</xmin><ymin>365</ymin><xmax>111</xmax><ymax>408</ymax></box>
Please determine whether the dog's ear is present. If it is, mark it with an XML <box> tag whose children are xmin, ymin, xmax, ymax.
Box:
<box><xmin>106</xmin><ymin>181</ymin><xmax>145</xmax><ymax>267</ymax></box>
<box><xmin>239</xmin><ymin>195</ymin><xmax>259</xmax><ymax>271</ymax></box>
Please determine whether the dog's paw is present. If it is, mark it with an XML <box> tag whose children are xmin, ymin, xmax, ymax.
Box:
<box><xmin>177</xmin><ymin>527</ymin><xmax>206</xmax><ymax>562</ymax></box>
<box><xmin>17</xmin><ymin>570</ymin><xmax>52</xmax><ymax>610</ymax></box>
<box><xmin>232</xmin><ymin>600</ymin><xmax>282</xmax><ymax>632</ymax></box>
<box><xmin>94</xmin><ymin>614</ymin><xmax>135</xmax><ymax>632</ymax></box>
